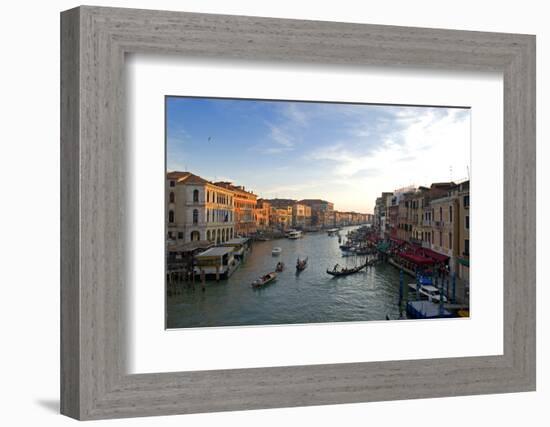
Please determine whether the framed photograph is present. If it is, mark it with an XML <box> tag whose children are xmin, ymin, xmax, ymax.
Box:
<box><xmin>61</xmin><ymin>6</ymin><xmax>535</xmax><ymax>420</ymax></box>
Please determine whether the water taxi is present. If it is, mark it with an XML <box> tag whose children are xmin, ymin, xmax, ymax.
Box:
<box><xmin>408</xmin><ymin>284</ymin><xmax>448</xmax><ymax>303</ymax></box>
<box><xmin>287</xmin><ymin>230</ymin><xmax>302</xmax><ymax>239</ymax></box>
<box><xmin>272</xmin><ymin>247</ymin><xmax>282</xmax><ymax>256</ymax></box>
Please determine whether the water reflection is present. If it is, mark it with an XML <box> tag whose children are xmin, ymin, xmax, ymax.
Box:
<box><xmin>167</xmin><ymin>226</ymin><xmax>403</xmax><ymax>328</ymax></box>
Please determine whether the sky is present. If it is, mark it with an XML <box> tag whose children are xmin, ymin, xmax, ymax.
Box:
<box><xmin>166</xmin><ymin>97</ymin><xmax>470</xmax><ymax>213</ymax></box>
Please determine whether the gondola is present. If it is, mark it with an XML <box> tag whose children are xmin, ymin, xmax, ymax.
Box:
<box><xmin>251</xmin><ymin>272</ymin><xmax>277</xmax><ymax>288</ymax></box>
<box><xmin>326</xmin><ymin>263</ymin><xmax>366</xmax><ymax>277</ymax></box>
<box><xmin>296</xmin><ymin>257</ymin><xmax>308</xmax><ymax>272</ymax></box>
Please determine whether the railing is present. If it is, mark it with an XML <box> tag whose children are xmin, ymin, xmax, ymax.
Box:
<box><xmin>434</xmin><ymin>221</ymin><xmax>445</xmax><ymax>227</ymax></box>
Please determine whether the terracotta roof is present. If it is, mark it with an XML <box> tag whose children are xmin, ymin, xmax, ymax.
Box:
<box><xmin>178</xmin><ymin>173</ymin><xmax>210</xmax><ymax>185</ymax></box>
<box><xmin>166</xmin><ymin>171</ymin><xmax>190</xmax><ymax>180</ymax></box>
<box><xmin>298</xmin><ymin>199</ymin><xmax>331</xmax><ymax>205</ymax></box>
<box><xmin>214</xmin><ymin>181</ymin><xmax>257</xmax><ymax>197</ymax></box>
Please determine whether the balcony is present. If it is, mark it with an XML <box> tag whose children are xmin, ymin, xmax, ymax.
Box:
<box><xmin>423</xmin><ymin>220</ymin><xmax>432</xmax><ymax>226</ymax></box>
<box><xmin>434</xmin><ymin>220</ymin><xmax>445</xmax><ymax>228</ymax></box>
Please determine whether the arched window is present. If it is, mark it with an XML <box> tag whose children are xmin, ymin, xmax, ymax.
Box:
<box><xmin>190</xmin><ymin>231</ymin><xmax>200</xmax><ymax>241</ymax></box>
<box><xmin>169</xmin><ymin>192</ymin><xmax>175</xmax><ymax>203</ymax></box>
<box><xmin>192</xmin><ymin>209</ymin><xmax>199</xmax><ymax>224</ymax></box>
<box><xmin>206</xmin><ymin>191</ymin><xmax>209</xmax><ymax>203</ymax></box>
<box><xmin>207</xmin><ymin>230</ymin><xmax>211</xmax><ymax>241</ymax></box>
<box><xmin>207</xmin><ymin>209</ymin><xmax>210</xmax><ymax>223</ymax></box>
<box><xmin>222</xmin><ymin>229</ymin><xmax>226</xmax><ymax>242</ymax></box>
<box><xmin>230</xmin><ymin>228</ymin><xmax>233</xmax><ymax>238</ymax></box>
<box><xmin>193</xmin><ymin>189</ymin><xmax>199</xmax><ymax>203</ymax></box>
<box><xmin>216</xmin><ymin>229</ymin><xmax>221</xmax><ymax>244</ymax></box>
<box><xmin>168</xmin><ymin>210</ymin><xmax>174</xmax><ymax>223</ymax></box>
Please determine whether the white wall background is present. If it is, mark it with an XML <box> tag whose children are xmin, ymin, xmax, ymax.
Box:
<box><xmin>0</xmin><ymin>0</ymin><xmax>546</xmax><ymax>426</ymax></box>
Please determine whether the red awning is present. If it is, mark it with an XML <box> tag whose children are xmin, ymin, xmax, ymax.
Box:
<box><xmin>390</xmin><ymin>238</ymin><xmax>406</xmax><ymax>246</ymax></box>
<box><xmin>399</xmin><ymin>252</ymin><xmax>434</xmax><ymax>266</ymax></box>
<box><xmin>420</xmin><ymin>248</ymin><xmax>449</xmax><ymax>263</ymax></box>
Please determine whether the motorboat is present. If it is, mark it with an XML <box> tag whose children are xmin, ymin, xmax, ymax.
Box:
<box><xmin>272</xmin><ymin>247</ymin><xmax>282</xmax><ymax>256</ymax></box>
<box><xmin>418</xmin><ymin>285</ymin><xmax>448</xmax><ymax>303</ymax></box>
<box><xmin>287</xmin><ymin>230</ymin><xmax>302</xmax><ymax>239</ymax></box>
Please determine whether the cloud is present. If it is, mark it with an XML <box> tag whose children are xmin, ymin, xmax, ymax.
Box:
<box><xmin>281</xmin><ymin>103</ymin><xmax>309</xmax><ymax>126</ymax></box>
<box><xmin>308</xmin><ymin>107</ymin><xmax>470</xmax><ymax>187</ymax></box>
<box><xmin>268</xmin><ymin>124</ymin><xmax>294</xmax><ymax>147</ymax></box>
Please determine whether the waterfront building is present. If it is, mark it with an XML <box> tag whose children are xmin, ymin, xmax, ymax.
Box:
<box><xmin>429</xmin><ymin>186</ymin><xmax>460</xmax><ymax>273</ymax></box>
<box><xmin>167</xmin><ymin>172</ymin><xmax>235</xmax><ymax>244</ymax></box>
<box><xmin>270</xmin><ymin>206</ymin><xmax>293</xmax><ymax>230</ymax></box>
<box><xmin>292</xmin><ymin>203</ymin><xmax>312</xmax><ymax>228</ymax></box>
<box><xmin>299</xmin><ymin>199</ymin><xmax>334</xmax><ymax>228</ymax></box>
<box><xmin>254</xmin><ymin>199</ymin><xmax>271</xmax><ymax>230</ymax></box>
<box><xmin>456</xmin><ymin>180</ymin><xmax>470</xmax><ymax>282</ymax></box>
<box><xmin>374</xmin><ymin>192</ymin><xmax>393</xmax><ymax>237</ymax></box>
<box><xmin>414</xmin><ymin>183</ymin><xmax>457</xmax><ymax>248</ymax></box>
<box><xmin>215</xmin><ymin>182</ymin><xmax>257</xmax><ymax>237</ymax></box>
<box><xmin>388</xmin><ymin>204</ymin><xmax>399</xmax><ymax>238</ymax></box>
<box><xmin>396</xmin><ymin>191</ymin><xmax>415</xmax><ymax>242</ymax></box>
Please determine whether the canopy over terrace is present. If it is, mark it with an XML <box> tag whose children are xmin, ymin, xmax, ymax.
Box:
<box><xmin>417</xmin><ymin>247</ymin><xmax>450</xmax><ymax>264</ymax></box>
<box><xmin>376</xmin><ymin>241</ymin><xmax>390</xmax><ymax>254</ymax></box>
<box><xmin>398</xmin><ymin>252</ymin><xmax>434</xmax><ymax>266</ymax></box>
<box><xmin>390</xmin><ymin>237</ymin><xmax>406</xmax><ymax>246</ymax></box>
<box><xmin>368</xmin><ymin>234</ymin><xmax>380</xmax><ymax>244</ymax></box>
<box><xmin>167</xmin><ymin>240</ymin><xmax>214</xmax><ymax>254</ymax></box>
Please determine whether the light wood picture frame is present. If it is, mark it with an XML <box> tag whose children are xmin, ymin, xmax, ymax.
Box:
<box><xmin>60</xmin><ymin>5</ymin><xmax>536</xmax><ymax>420</ymax></box>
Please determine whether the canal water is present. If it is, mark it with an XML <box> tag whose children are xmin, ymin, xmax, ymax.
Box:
<box><xmin>167</xmin><ymin>226</ymin><xmax>404</xmax><ymax>329</ymax></box>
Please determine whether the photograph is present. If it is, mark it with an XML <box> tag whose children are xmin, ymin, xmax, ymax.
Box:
<box><xmin>165</xmin><ymin>96</ymin><xmax>471</xmax><ymax>328</ymax></box>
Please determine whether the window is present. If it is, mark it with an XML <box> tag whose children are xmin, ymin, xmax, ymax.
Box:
<box><xmin>192</xmin><ymin>209</ymin><xmax>199</xmax><ymax>224</ymax></box>
<box><xmin>169</xmin><ymin>180</ymin><xmax>175</xmax><ymax>187</ymax></box>
<box><xmin>177</xmin><ymin>232</ymin><xmax>183</xmax><ymax>239</ymax></box>
<box><xmin>168</xmin><ymin>231</ymin><xmax>173</xmax><ymax>239</ymax></box>
<box><xmin>464</xmin><ymin>239</ymin><xmax>470</xmax><ymax>255</ymax></box>
<box><xmin>168</xmin><ymin>210</ymin><xmax>174</xmax><ymax>223</ymax></box>
<box><xmin>466</xmin><ymin>215</ymin><xmax>469</xmax><ymax>229</ymax></box>
<box><xmin>206</xmin><ymin>191</ymin><xmax>209</xmax><ymax>202</ymax></box>
<box><xmin>464</xmin><ymin>195</ymin><xmax>470</xmax><ymax>207</ymax></box>
<box><xmin>449</xmin><ymin>206</ymin><xmax>453</xmax><ymax>222</ymax></box>
<box><xmin>439</xmin><ymin>207</ymin><xmax>443</xmax><ymax>221</ymax></box>
<box><xmin>207</xmin><ymin>209</ymin><xmax>210</xmax><ymax>222</ymax></box>
<box><xmin>439</xmin><ymin>231</ymin><xmax>442</xmax><ymax>246</ymax></box>
<box><xmin>190</xmin><ymin>231</ymin><xmax>200</xmax><ymax>241</ymax></box>
<box><xmin>449</xmin><ymin>232</ymin><xmax>452</xmax><ymax>250</ymax></box>
<box><xmin>169</xmin><ymin>192</ymin><xmax>175</xmax><ymax>203</ymax></box>
<box><xmin>193</xmin><ymin>189</ymin><xmax>199</xmax><ymax>203</ymax></box>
